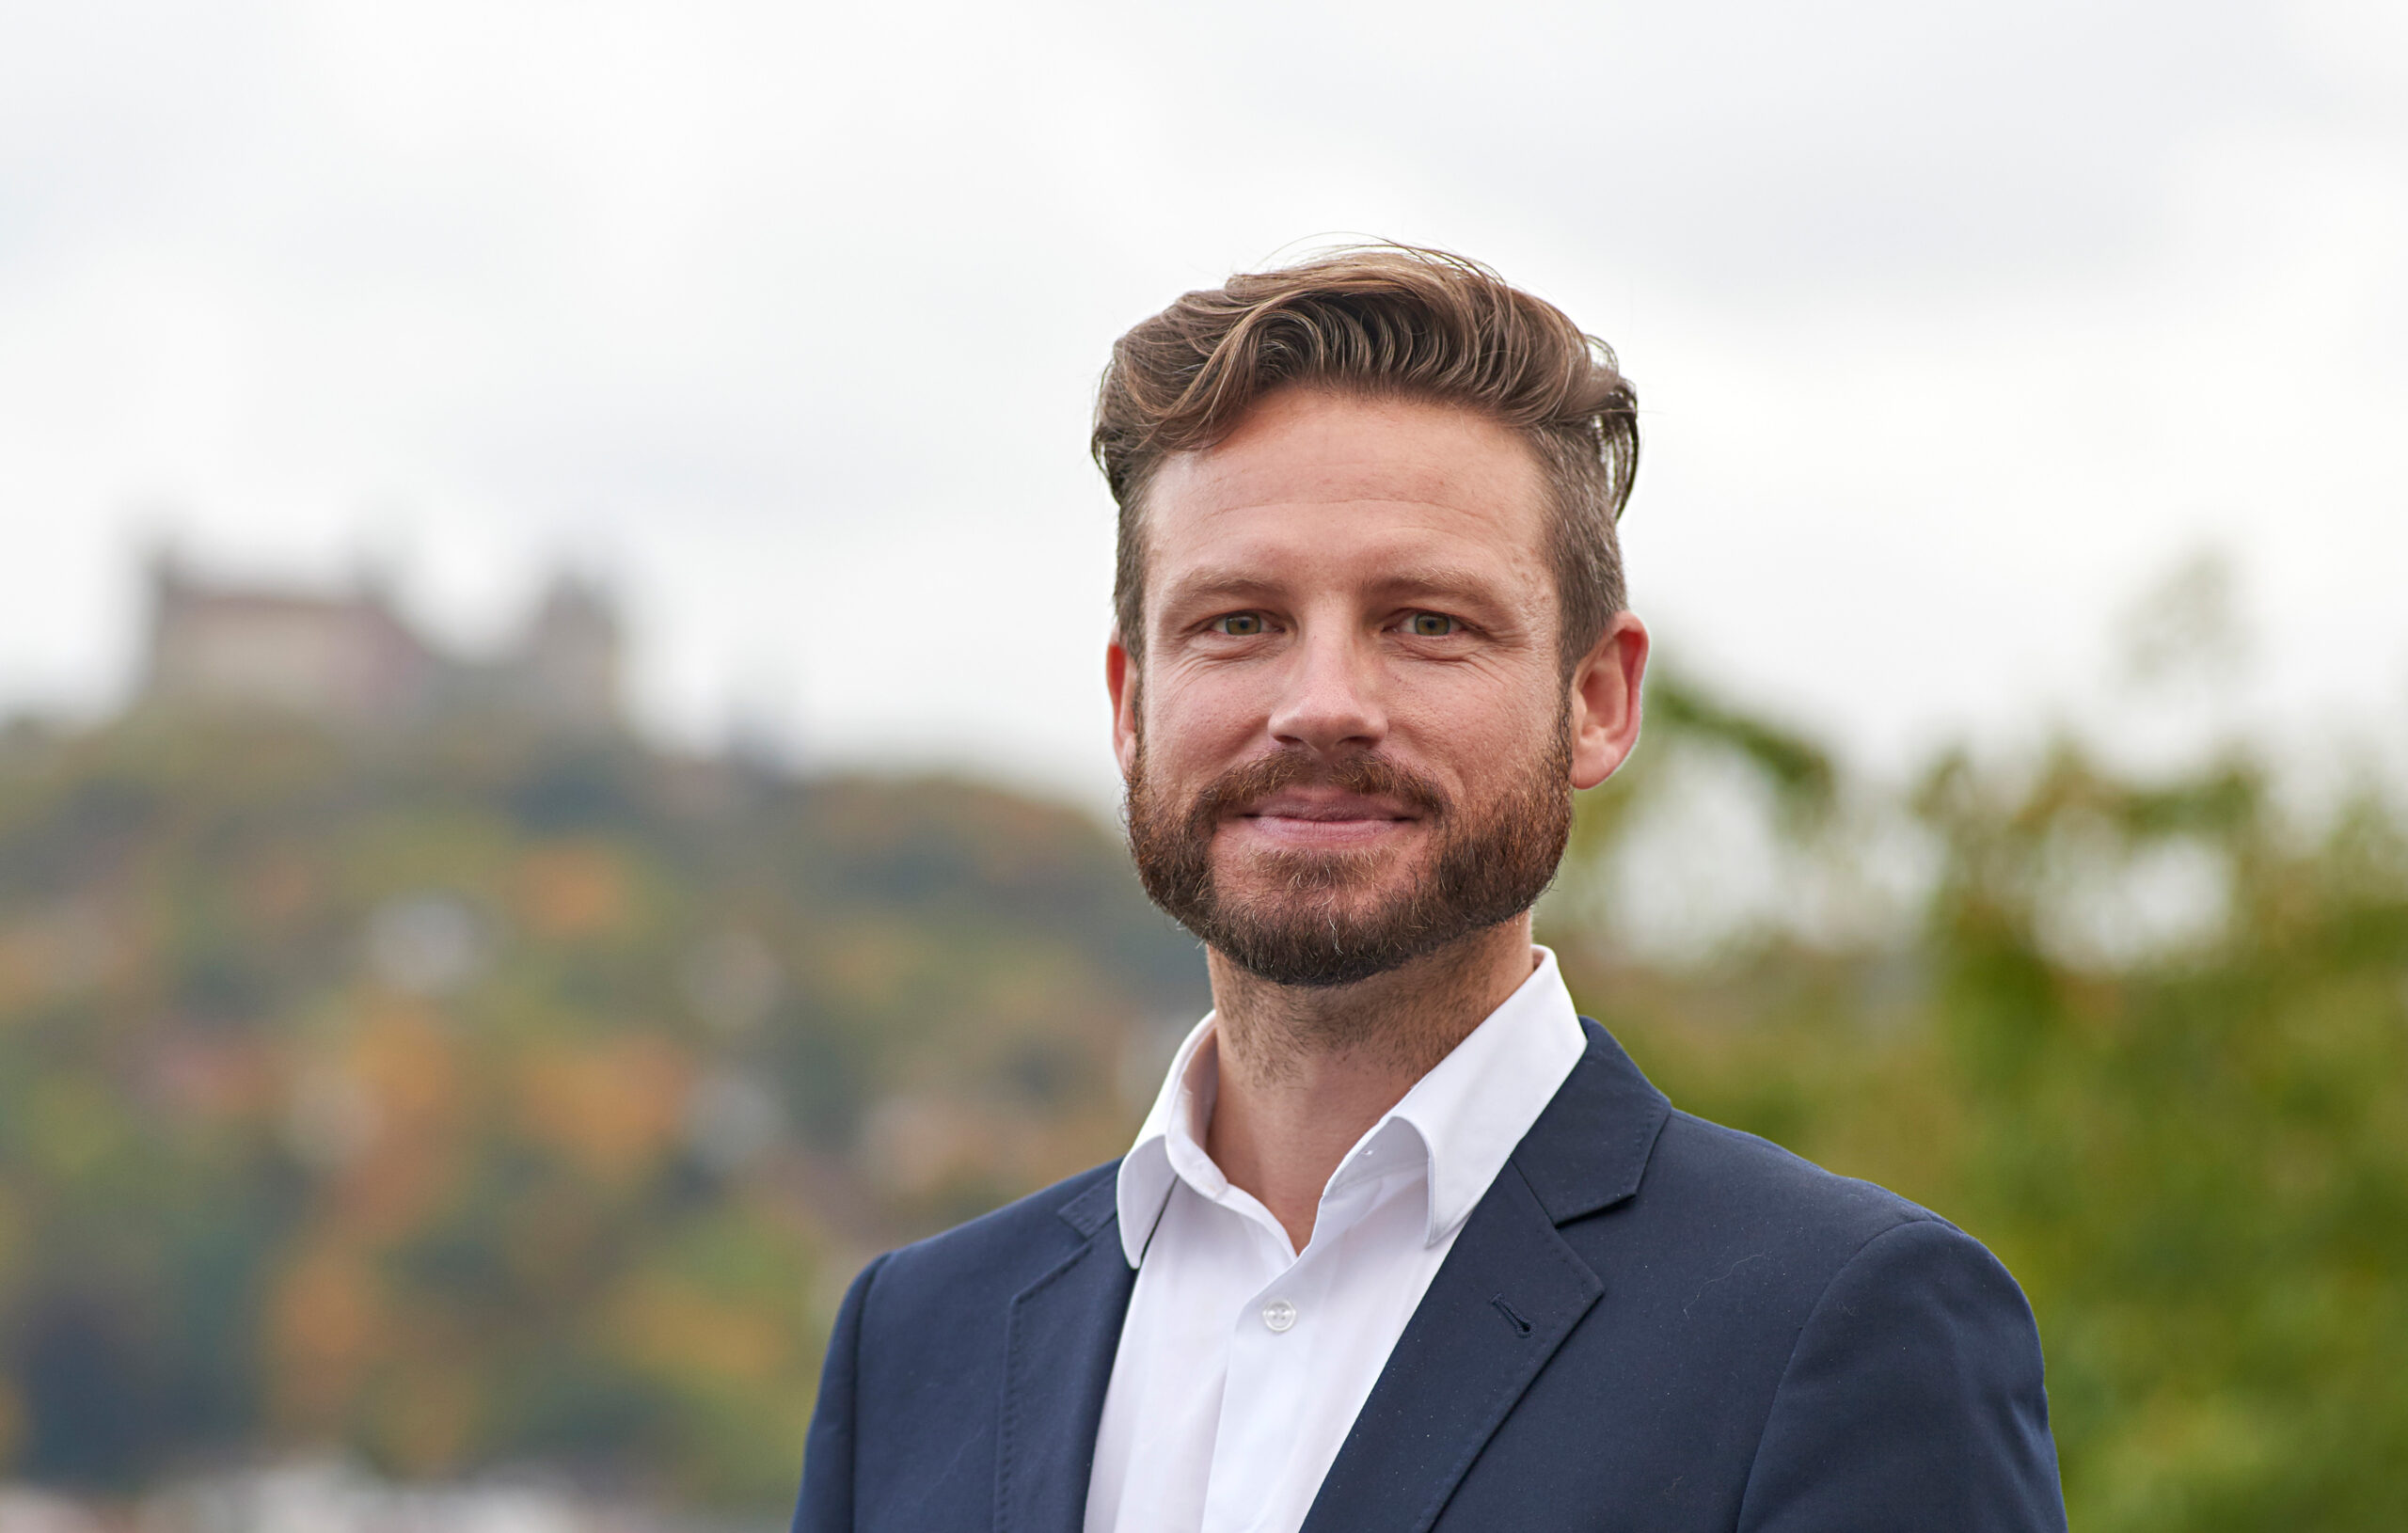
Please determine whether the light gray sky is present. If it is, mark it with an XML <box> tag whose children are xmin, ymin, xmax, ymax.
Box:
<box><xmin>2</xmin><ymin>0</ymin><xmax>2402</xmax><ymax>807</ymax></box>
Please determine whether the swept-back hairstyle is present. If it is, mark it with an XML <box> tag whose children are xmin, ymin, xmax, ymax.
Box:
<box><xmin>1093</xmin><ymin>245</ymin><xmax>1639</xmax><ymax>674</ymax></box>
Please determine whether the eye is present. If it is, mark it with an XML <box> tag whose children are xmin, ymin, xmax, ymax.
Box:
<box><xmin>1406</xmin><ymin>611</ymin><xmax>1458</xmax><ymax>638</ymax></box>
<box><xmin>1212</xmin><ymin>612</ymin><xmax>1265</xmax><ymax>637</ymax></box>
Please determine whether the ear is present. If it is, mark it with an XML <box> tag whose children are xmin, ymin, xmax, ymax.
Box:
<box><xmin>1567</xmin><ymin>611</ymin><xmax>1649</xmax><ymax>790</ymax></box>
<box><xmin>1107</xmin><ymin>631</ymin><xmax>1140</xmax><ymax>779</ymax></box>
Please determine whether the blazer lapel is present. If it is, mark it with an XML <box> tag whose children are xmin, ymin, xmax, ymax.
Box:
<box><xmin>1299</xmin><ymin>1019</ymin><xmax>1671</xmax><ymax>1533</ymax></box>
<box><xmin>995</xmin><ymin>1173</ymin><xmax>1137</xmax><ymax>1533</ymax></box>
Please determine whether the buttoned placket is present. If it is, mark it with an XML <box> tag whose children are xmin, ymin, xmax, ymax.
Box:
<box><xmin>1193</xmin><ymin>1124</ymin><xmax>1429</xmax><ymax>1533</ymax></box>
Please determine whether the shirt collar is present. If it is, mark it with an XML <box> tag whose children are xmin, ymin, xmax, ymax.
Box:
<box><xmin>1115</xmin><ymin>946</ymin><xmax>1588</xmax><ymax>1266</ymax></box>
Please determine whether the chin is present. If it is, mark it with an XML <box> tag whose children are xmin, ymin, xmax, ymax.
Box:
<box><xmin>1215</xmin><ymin>844</ymin><xmax>1422</xmax><ymax>908</ymax></box>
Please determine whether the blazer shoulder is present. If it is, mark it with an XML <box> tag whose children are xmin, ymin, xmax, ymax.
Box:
<box><xmin>1542</xmin><ymin>1019</ymin><xmax>1963</xmax><ymax>1279</ymax></box>
<box><xmin>1638</xmin><ymin>1108</ymin><xmax>1958</xmax><ymax>1268</ymax></box>
<box><xmin>1550</xmin><ymin>1102</ymin><xmax>2039</xmax><ymax>1410</ymax></box>
<box><xmin>867</xmin><ymin>1159</ymin><xmax>1121</xmax><ymax>1310</ymax></box>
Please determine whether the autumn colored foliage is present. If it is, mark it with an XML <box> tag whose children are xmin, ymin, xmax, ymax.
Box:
<box><xmin>0</xmin><ymin>681</ymin><xmax>2400</xmax><ymax>1525</ymax></box>
<box><xmin>0</xmin><ymin>711</ymin><xmax>1199</xmax><ymax>1507</ymax></box>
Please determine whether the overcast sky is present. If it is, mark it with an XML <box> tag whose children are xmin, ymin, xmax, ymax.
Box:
<box><xmin>2</xmin><ymin>0</ymin><xmax>2401</xmax><ymax>807</ymax></box>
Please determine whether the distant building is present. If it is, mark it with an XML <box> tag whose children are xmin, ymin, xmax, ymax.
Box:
<box><xmin>138</xmin><ymin>549</ymin><xmax>623</xmax><ymax>732</ymax></box>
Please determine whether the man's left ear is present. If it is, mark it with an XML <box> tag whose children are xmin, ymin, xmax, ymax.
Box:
<box><xmin>1568</xmin><ymin>611</ymin><xmax>1649</xmax><ymax>791</ymax></box>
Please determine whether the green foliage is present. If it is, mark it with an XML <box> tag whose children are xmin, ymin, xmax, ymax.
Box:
<box><xmin>1550</xmin><ymin>711</ymin><xmax>2408</xmax><ymax>1531</ymax></box>
<box><xmin>0</xmin><ymin>713</ymin><xmax>1202</xmax><ymax>1506</ymax></box>
<box><xmin>0</xmin><ymin>687</ymin><xmax>2401</xmax><ymax>1524</ymax></box>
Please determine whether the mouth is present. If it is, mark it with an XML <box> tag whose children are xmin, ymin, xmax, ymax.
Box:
<box><xmin>1229</xmin><ymin>789</ymin><xmax>1422</xmax><ymax>847</ymax></box>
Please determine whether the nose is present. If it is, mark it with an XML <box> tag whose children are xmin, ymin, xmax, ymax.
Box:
<box><xmin>1266</xmin><ymin>624</ymin><xmax>1386</xmax><ymax>755</ymax></box>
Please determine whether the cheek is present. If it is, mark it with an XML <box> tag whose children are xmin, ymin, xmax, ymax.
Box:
<box><xmin>1392</xmin><ymin>679</ymin><xmax>1560</xmax><ymax>782</ymax></box>
<box><xmin>1143</xmin><ymin>664</ymin><xmax>1265</xmax><ymax>765</ymax></box>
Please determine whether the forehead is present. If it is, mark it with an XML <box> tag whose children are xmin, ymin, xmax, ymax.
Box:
<box><xmin>1141</xmin><ymin>389</ymin><xmax>1553</xmax><ymax>595</ymax></box>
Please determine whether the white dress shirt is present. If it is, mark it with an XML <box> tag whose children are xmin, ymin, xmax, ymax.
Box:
<box><xmin>1082</xmin><ymin>947</ymin><xmax>1589</xmax><ymax>1533</ymax></box>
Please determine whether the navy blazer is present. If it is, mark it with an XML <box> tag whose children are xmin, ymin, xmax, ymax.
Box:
<box><xmin>795</xmin><ymin>1019</ymin><xmax>2067</xmax><ymax>1532</ymax></box>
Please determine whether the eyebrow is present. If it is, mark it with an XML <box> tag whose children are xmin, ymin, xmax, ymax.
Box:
<box><xmin>1158</xmin><ymin>572</ymin><xmax>1277</xmax><ymax>612</ymax></box>
<box><xmin>1364</xmin><ymin>565</ymin><xmax>1514</xmax><ymax>603</ymax></box>
<box><xmin>1156</xmin><ymin>564</ymin><xmax>1520</xmax><ymax>615</ymax></box>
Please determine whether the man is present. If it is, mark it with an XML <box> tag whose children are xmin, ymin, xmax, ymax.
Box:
<box><xmin>794</xmin><ymin>246</ymin><xmax>2066</xmax><ymax>1532</ymax></box>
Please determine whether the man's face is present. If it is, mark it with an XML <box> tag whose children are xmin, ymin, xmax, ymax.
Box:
<box><xmin>1111</xmin><ymin>388</ymin><xmax>1627</xmax><ymax>988</ymax></box>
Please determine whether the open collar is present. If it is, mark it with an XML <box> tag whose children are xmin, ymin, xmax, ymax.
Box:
<box><xmin>1114</xmin><ymin>947</ymin><xmax>1588</xmax><ymax>1266</ymax></box>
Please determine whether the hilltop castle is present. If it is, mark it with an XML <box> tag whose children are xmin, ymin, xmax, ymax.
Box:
<box><xmin>138</xmin><ymin>549</ymin><xmax>623</xmax><ymax>732</ymax></box>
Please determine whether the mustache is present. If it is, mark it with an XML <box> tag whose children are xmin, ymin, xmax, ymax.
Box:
<box><xmin>1187</xmin><ymin>750</ymin><xmax>1450</xmax><ymax>827</ymax></box>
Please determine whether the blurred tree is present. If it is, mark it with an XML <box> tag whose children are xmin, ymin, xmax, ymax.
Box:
<box><xmin>0</xmin><ymin>713</ymin><xmax>1203</xmax><ymax>1507</ymax></box>
<box><xmin>1546</xmin><ymin>683</ymin><xmax>2408</xmax><ymax>1532</ymax></box>
<box><xmin>0</xmin><ymin>672</ymin><xmax>2400</xmax><ymax>1525</ymax></box>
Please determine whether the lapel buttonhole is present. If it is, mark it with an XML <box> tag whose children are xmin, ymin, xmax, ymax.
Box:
<box><xmin>1490</xmin><ymin>1294</ymin><xmax>1533</xmax><ymax>1337</ymax></box>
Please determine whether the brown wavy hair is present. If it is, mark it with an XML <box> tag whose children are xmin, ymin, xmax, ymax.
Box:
<box><xmin>1093</xmin><ymin>244</ymin><xmax>1639</xmax><ymax>675</ymax></box>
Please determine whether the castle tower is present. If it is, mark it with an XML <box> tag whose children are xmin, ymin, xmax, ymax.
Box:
<box><xmin>509</xmin><ymin>574</ymin><xmax>624</xmax><ymax>730</ymax></box>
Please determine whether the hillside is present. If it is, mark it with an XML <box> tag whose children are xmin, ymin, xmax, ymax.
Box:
<box><xmin>0</xmin><ymin>710</ymin><xmax>1203</xmax><ymax>1505</ymax></box>
<box><xmin>0</xmin><ymin>686</ymin><xmax>2404</xmax><ymax>1527</ymax></box>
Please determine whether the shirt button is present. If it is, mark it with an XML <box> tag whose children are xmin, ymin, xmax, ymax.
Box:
<box><xmin>1260</xmin><ymin>1298</ymin><xmax>1297</xmax><ymax>1334</ymax></box>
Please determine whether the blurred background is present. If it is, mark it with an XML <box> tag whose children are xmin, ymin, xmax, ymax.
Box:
<box><xmin>1</xmin><ymin>0</ymin><xmax>2403</xmax><ymax>1528</ymax></box>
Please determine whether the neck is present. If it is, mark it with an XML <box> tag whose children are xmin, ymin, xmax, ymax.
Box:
<box><xmin>1201</xmin><ymin>915</ymin><xmax>1539</xmax><ymax>1253</ymax></box>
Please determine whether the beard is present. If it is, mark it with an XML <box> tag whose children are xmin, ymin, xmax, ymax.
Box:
<box><xmin>1124</xmin><ymin>716</ymin><xmax>1575</xmax><ymax>988</ymax></box>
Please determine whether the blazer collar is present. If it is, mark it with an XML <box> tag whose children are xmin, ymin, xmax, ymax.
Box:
<box><xmin>998</xmin><ymin>1020</ymin><xmax>1674</xmax><ymax>1533</ymax></box>
<box><xmin>995</xmin><ymin>1172</ymin><xmax>1134</xmax><ymax>1533</ymax></box>
<box><xmin>1301</xmin><ymin>1019</ymin><xmax>1672</xmax><ymax>1533</ymax></box>
<box><xmin>1510</xmin><ymin>1017</ymin><xmax>1673</xmax><ymax>1225</ymax></box>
